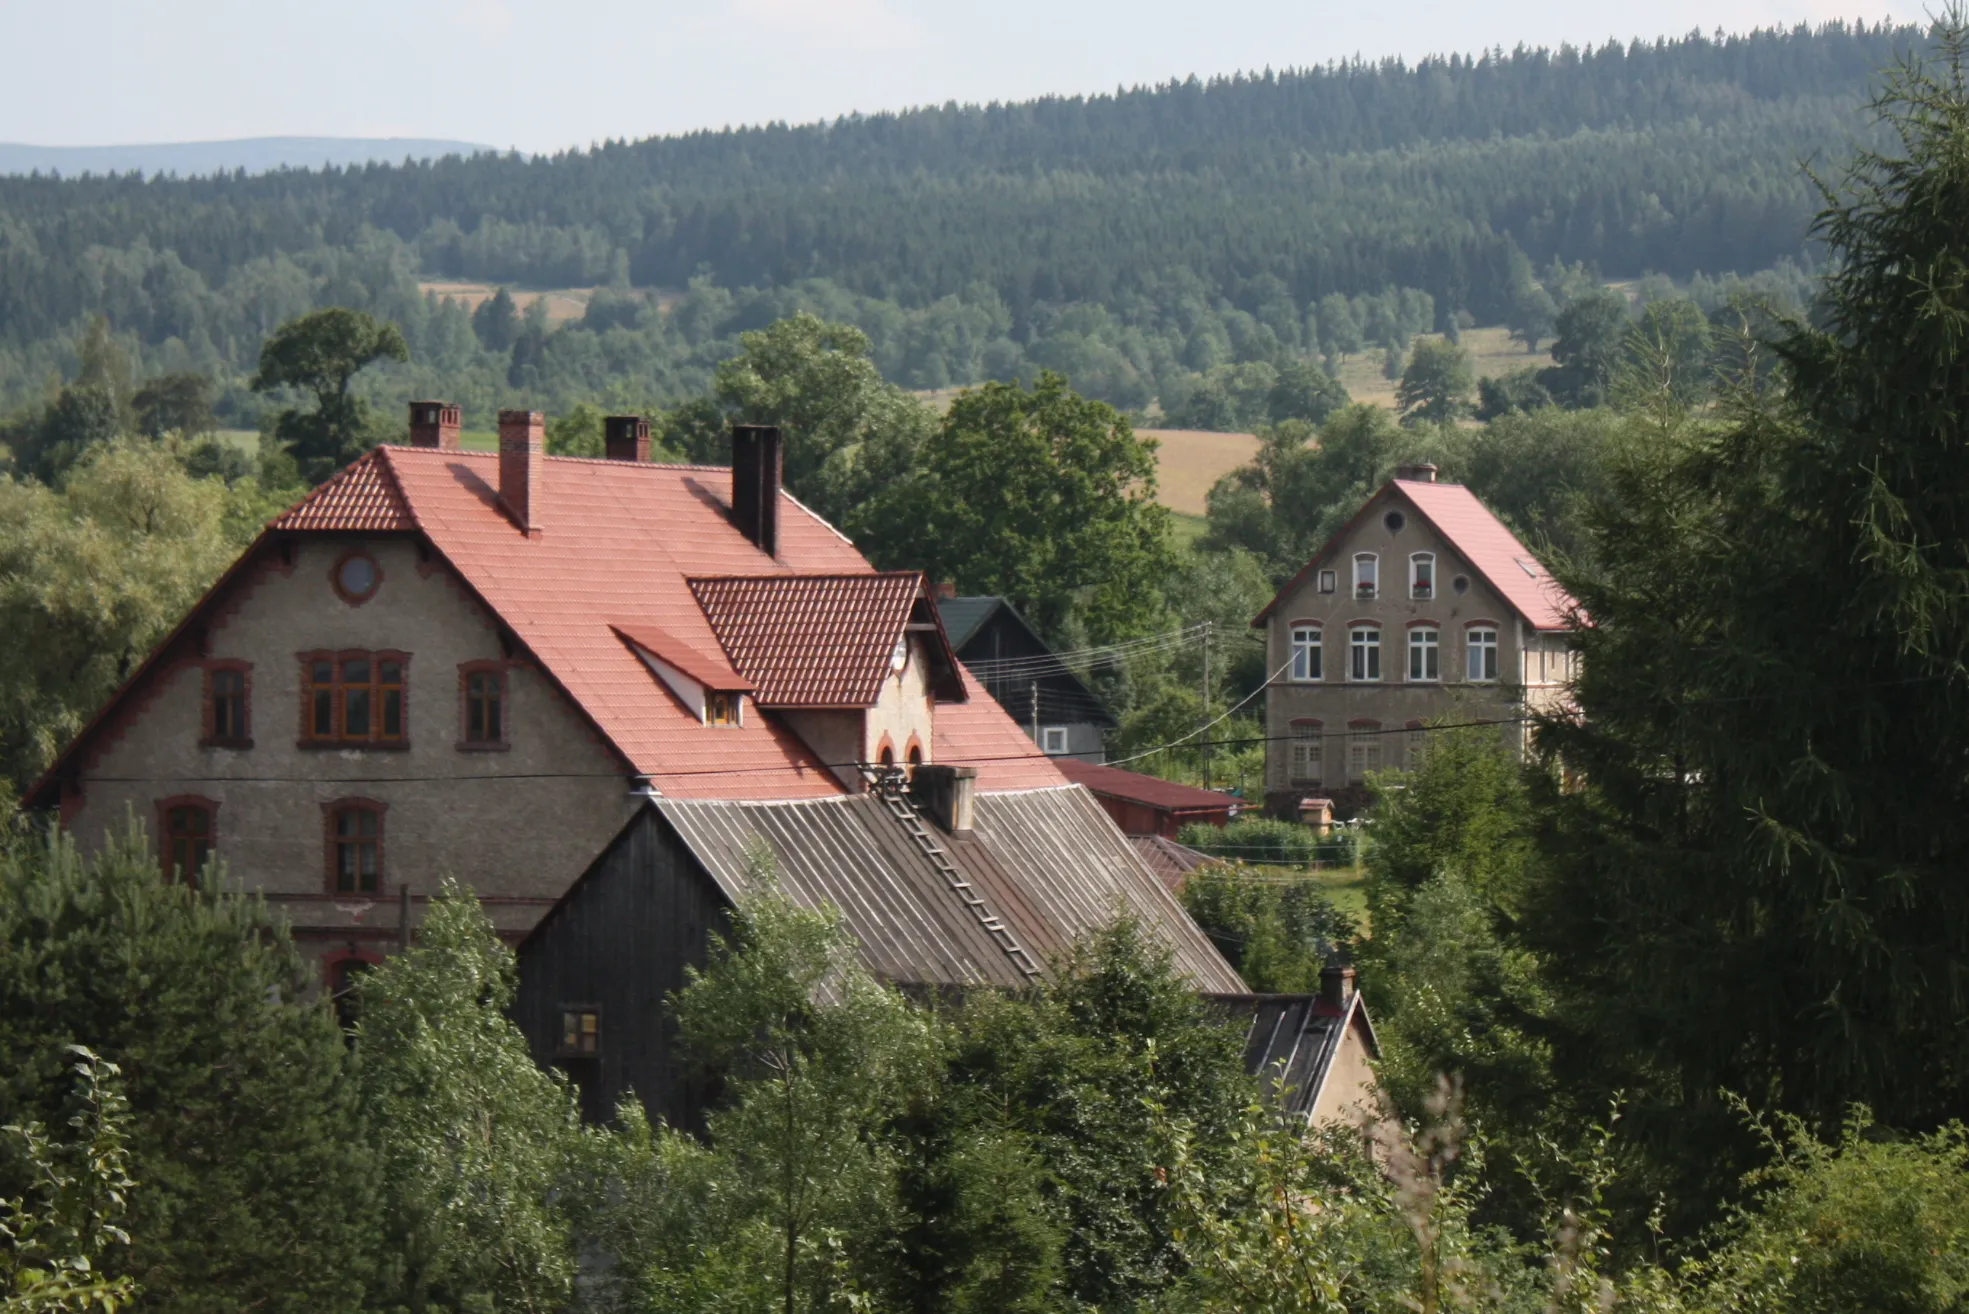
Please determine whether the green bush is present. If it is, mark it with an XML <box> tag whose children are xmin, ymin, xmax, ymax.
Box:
<box><xmin>1178</xmin><ymin>817</ymin><xmax>1352</xmax><ymax>867</ymax></box>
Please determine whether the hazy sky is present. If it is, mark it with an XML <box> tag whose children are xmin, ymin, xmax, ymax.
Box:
<box><xmin>1</xmin><ymin>0</ymin><xmax>1921</xmax><ymax>154</ymax></box>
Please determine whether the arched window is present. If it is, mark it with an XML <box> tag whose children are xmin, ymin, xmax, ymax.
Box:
<box><xmin>158</xmin><ymin>798</ymin><xmax>215</xmax><ymax>889</ymax></box>
<box><xmin>1289</xmin><ymin>625</ymin><xmax>1322</xmax><ymax>681</ymax></box>
<box><xmin>1408</xmin><ymin>625</ymin><xmax>1440</xmax><ymax>682</ymax></box>
<box><xmin>1467</xmin><ymin>626</ymin><xmax>1500</xmax><ymax>682</ymax></box>
<box><xmin>1349</xmin><ymin>625</ymin><xmax>1381</xmax><ymax>682</ymax></box>
<box><xmin>1410</xmin><ymin>553</ymin><xmax>1436</xmax><ymax>598</ymax></box>
<box><xmin>1406</xmin><ymin>720</ymin><xmax>1429</xmax><ymax>769</ymax></box>
<box><xmin>1289</xmin><ymin>720</ymin><xmax>1323</xmax><ymax>784</ymax></box>
<box><xmin>203</xmin><ymin>663</ymin><xmax>251</xmax><ymax>747</ymax></box>
<box><xmin>1353</xmin><ymin>553</ymin><xmax>1378</xmax><ymax>599</ymax></box>
<box><xmin>325</xmin><ymin>800</ymin><xmax>385</xmax><ymax>895</ymax></box>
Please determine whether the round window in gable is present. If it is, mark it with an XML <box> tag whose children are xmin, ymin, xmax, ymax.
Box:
<box><xmin>333</xmin><ymin>551</ymin><xmax>381</xmax><ymax>605</ymax></box>
<box><xmin>1383</xmin><ymin>510</ymin><xmax>1406</xmax><ymax>533</ymax></box>
<box><xmin>1452</xmin><ymin>574</ymin><xmax>1470</xmax><ymax>595</ymax></box>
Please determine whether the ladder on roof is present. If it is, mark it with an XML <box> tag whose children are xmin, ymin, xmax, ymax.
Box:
<box><xmin>863</xmin><ymin>764</ymin><xmax>1042</xmax><ymax>979</ymax></box>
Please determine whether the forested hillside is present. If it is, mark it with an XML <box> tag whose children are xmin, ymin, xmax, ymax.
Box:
<box><xmin>0</xmin><ymin>21</ymin><xmax>1914</xmax><ymax>420</ymax></box>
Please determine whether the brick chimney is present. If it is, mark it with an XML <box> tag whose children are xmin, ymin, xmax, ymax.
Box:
<box><xmin>1319</xmin><ymin>959</ymin><xmax>1358</xmax><ymax>1011</ymax></box>
<box><xmin>730</xmin><ymin>424</ymin><xmax>783</xmax><ymax>556</ymax></box>
<box><xmin>408</xmin><ymin>401</ymin><xmax>461</xmax><ymax>450</ymax></box>
<box><xmin>498</xmin><ymin>409</ymin><xmax>545</xmax><ymax>536</ymax></box>
<box><xmin>1394</xmin><ymin>461</ymin><xmax>1439</xmax><ymax>483</ymax></box>
<box><xmin>604</xmin><ymin>415</ymin><xmax>651</xmax><ymax>462</ymax></box>
<box><xmin>910</xmin><ymin>764</ymin><xmax>977</xmax><ymax>834</ymax></box>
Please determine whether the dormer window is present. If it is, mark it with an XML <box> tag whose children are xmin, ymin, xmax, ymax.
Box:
<box><xmin>1354</xmin><ymin>554</ymin><xmax>1378</xmax><ymax>599</ymax></box>
<box><xmin>1410</xmin><ymin>553</ymin><xmax>1435</xmax><ymax>598</ymax></box>
<box><xmin>706</xmin><ymin>691</ymin><xmax>740</xmax><ymax>726</ymax></box>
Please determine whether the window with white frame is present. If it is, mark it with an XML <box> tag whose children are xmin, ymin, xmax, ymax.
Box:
<box><xmin>1408</xmin><ymin>625</ymin><xmax>1440</xmax><ymax>681</ymax></box>
<box><xmin>1348</xmin><ymin>723</ymin><xmax>1383</xmax><ymax>781</ymax></box>
<box><xmin>1317</xmin><ymin>569</ymin><xmax>1337</xmax><ymax>594</ymax></box>
<box><xmin>1410</xmin><ymin>553</ymin><xmax>1435</xmax><ymax>598</ymax></box>
<box><xmin>1467</xmin><ymin>627</ymin><xmax>1499</xmax><ymax>682</ymax></box>
<box><xmin>1353</xmin><ymin>553</ymin><xmax>1378</xmax><ymax>599</ymax></box>
<box><xmin>1289</xmin><ymin>721</ymin><xmax>1322</xmax><ymax>783</ymax></box>
<box><xmin>1406</xmin><ymin>723</ymin><xmax>1429</xmax><ymax>769</ymax></box>
<box><xmin>1289</xmin><ymin>625</ymin><xmax>1322</xmax><ymax>681</ymax></box>
<box><xmin>1349</xmin><ymin>625</ymin><xmax>1381</xmax><ymax>681</ymax></box>
<box><xmin>1040</xmin><ymin>726</ymin><xmax>1069</xmax><ymax>755</ymax></box>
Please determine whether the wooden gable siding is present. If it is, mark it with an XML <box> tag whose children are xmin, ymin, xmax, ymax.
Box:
<box><xmin>511</xmin><ymin>808</ymin><xmax>729</xmax><ymax>1128</ymax></box>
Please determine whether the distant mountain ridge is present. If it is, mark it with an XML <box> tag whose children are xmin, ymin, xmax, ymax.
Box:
<box><xmin>0</xmin><ymin>136</ymin><xmax>500</xmax><ymax>178</ymax></box>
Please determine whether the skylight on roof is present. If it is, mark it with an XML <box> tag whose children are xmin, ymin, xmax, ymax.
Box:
<box><xmin>1515</xmin><ymin>558</ymin><xmax>1542</xmax><ymax>577</ymax></box>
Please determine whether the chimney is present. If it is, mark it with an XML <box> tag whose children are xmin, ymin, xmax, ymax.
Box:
<box><xmin>730</xmin><ymin>424</ymin><xmax>783</xmax><ymax>556</ymax></box>
<box><xmin>1395</xmin><ymin>461</ymin><xmax>1439</xmax><ymax>483</ymax></box>
<box><xmin>408</xmin><ymin>401</ymin><xmax>461</xmax><ymax>450</ymax></box>
<box><xmin>498</xmin><ymin>409</ymin><xmax>546</xmax><ymax>536</ymax></box>
<box><xmin>910</xmin><ymin>764</ymin><xmax>977</xmax><ymax>834</ymax></box>
<box><xmin>1319</xmin><ymin>959</ymin><xmax>1358</xmax><ymax>1011</ymax></box>
<box><xmin>604</xmin><ymin>414</ymin><xmax>651</xmax><ymax>462</ymax></box>
<box><xmin>934</xmin><ymin>579</ymin><xmax>957</xmax><ymax>601</ymax></box>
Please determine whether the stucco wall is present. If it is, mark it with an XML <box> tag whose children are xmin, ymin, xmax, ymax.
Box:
<box><xmin>1309</xmin><ymin>1016</ymin><xmax>1383</xmax><ymax>1129</ymax></box>
<box><xmin>69</xmin><ymin>536</ymin><xmax>639</xmax><ymax>957</ymax></box>
<box><xmin>1261</xmin><ymin>488</ymin><xmax>1552</xmax><ymax>801</ymax></box>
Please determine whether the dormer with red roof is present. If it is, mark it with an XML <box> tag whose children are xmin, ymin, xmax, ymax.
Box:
<box><xmin>23</xmin><ymin>406</ymin><xmax>1239</xmax><ymax>1029</ymax></box>
<box><xmin>1251</xmin><ymin>462</ymin><xmax>1580</xmax><ymax>817</ymax></box>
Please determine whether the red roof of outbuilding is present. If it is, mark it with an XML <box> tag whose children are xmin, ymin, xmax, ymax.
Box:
<box><xmin>1253</xmin><ymin>477</ymin><xmax>1577</xmax><ymax>632</ymax></box>
<box><xmin>690</xmin><ymin>573</ymin><xmax>922</xmax><ymax>708</ymax></box>
<box><xmin>1052</xmin><ymin>758</ymin><xmax>1239</xmax><ymax>814</ymax></box>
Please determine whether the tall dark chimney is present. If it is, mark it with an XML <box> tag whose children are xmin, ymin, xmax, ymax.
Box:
<box><xmin>498</xmin><ymin>409</ymin><xmax>545</xmax><ymax>536</ymax></box>
<box><xmin>604</xmin><ymin>415</ymin><xmax>651</xmax><ymax>462</ymax></box>
<box><xmin>408</xmin><ymin>401</ymin><xmax>461</xmax><ymax>450</ymax></box>
<box><xmin>730</xmin><ymin>424</ymin><xmax>782</xmax><ymax>556</ymax></box>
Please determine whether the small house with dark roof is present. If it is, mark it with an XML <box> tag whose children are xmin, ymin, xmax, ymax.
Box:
<box><xmin>1220</xmin><ymin>962</ymin><xmax>1383</xmax><ymax>1130</ymax></box>
<box><xmin>1251</xmin><ymin>463</ymin><xmax>1580</xmax><ymax>817</ymax></box>
<box><xmin>937</xmin><ymin>595</ymin><xmax>1115</xmax><ymax>762</ymax></box>
<box><xmin>1053</xmin><ymin>757</ymin><xmax>1239</xmax><ymax>838</ymax></box>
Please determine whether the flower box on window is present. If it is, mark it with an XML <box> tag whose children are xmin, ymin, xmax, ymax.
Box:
<box><xmin>1356</xmin><ymin>585</ymin><xmax>1376</xmax><ymax>599</ymax></box>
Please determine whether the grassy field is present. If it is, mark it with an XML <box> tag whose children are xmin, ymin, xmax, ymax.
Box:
<box><xmin>1138</xmin><ymin>427</ymin><xmax>1259</xmax><ymax>516</ymax></box>
<box><xmin>418</xmin><ymin>282</ymin><xmax>600</xmax><ymax>324</ymax></box>
<box><xmin>1334</xmin><ymin>324</ymin><xmax>1554</xmax><ymax>410</ymax></box>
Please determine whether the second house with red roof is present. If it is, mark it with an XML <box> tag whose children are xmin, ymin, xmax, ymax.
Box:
<box><xmin>1252</xmin><ymin>461</ymin><xmax>1581</xmax><ymax>817</ymax></box>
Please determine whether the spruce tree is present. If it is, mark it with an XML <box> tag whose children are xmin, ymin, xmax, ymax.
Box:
<box><xmin>1531</xmin><ymin>10</ymin><xmax>1969</xmax><ymax>1220</ymax></box>
<box><xmin>0</xmin><ymin>823</ymin><xmax>379</xmax><ymax>1311</ymax></box>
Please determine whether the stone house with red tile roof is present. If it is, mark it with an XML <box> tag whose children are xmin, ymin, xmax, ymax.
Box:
<box><xmin>23</xmin><ymin>409</ymin><xmax>1246</xmax><ymax>1055</ymax></box>
<box><xmin>1252</xmin><ymin>462</ymin><xmax>1580</xmax><ymax>817</ymax></box>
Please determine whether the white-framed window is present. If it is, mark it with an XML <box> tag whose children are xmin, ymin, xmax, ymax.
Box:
<box><xmin>1406</xmin><ymin>722</ymin><xmax>1429</xmax><ymax>769</ymax></box>
<box><xmin>1317</xmin><ymin>569</ymin><xmax>1337</xmax><ymax>594</ymax></box>
<box><xmin>1289</xmin><ymin>721</ymin><xmax>1322</xmax><ymax>783</ymax></box>
<box><xmin>1410</xmin><ymin>553</ymin><xmax>1435</xmax><ymax>598</ymax></box>
<box><xmin>1408</xmin><ymin>625</ymin><xmax>1440</xmax><ymax>682</ymax></box>
<box><xmin>1289</xmin><ymin>625</ymin><xmax>1322</xmax><ymax>681</ymax></box>
<box><xmin>1349</xmin><ymin>625</ymin><xmax>1381</xmax><ymax>682</ymax></box>
<box><xmin>1353</xmin><ymin>553</ymin><xmax>1378</xmax><ymax>599</ymax></box>
<box><xmin>1467</xmin><ymin>627</ymin><xmax>1499</xmax><ymax>682</ymax></box>
<box><xmin>1040</xmin><ymin>726</ymin><xmax>1069</xmax><ymax>755</ymax></box>
<box><xmin>1348</xmin><ymin>722</ymin><xmax>1383</xmax><ymax>781</ymax></box>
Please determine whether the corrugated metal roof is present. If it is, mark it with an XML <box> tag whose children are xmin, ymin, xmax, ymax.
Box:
<box><xmin>936</xmin><ymin>597</ymin><xmax>1002</xmax><ymax>649</ymax></box>
<box><xmin>657</xmin><ymin>784</ymin><xmax>1244</xmax><ymax>992</ymax></box>
<box><xmin>1215</xmin><ymin>992</ymin><xmax>1376</xmax><ymax>1125</ymax></box>
<box><xmin>1130</xmin><ymin>835</ymin><xmax>1214</xmax><ymax>893</ymax></box>
<box><xmin>690</xmin><ymin>573</ymin><xmax>923</xmax><ymax>708</ymax></box>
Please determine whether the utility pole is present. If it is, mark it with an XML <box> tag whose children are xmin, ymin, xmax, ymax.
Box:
<box><xmin>1200</xmin><ymin>621</ymin><xmax>1212</xmax><ymax>791</ymax></box>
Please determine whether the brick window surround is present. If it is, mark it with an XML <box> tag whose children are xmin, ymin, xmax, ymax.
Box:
<box><xmin>330</xmin><ymin>549</ymin><xmax>384</xmax><ymax>606</ymax></box>
<box><xmin>457</xmin><ymin>661</ymin><xmax>511</xmax><ymax>751</ymax></box>
<box><xmin>156</xmin><ymin>795</ymin><xmax>218</xmax><ymax>889</ymax></box>
<box><xmin>300</xmin><ymin>650</ymin><xmax>411</xmax><ymax>749</ymax></box>
<box><xmin>200</xmin><ymin>660</ymin><xmax>253</xmax><ymax>748</ymax></box>
<box><xmin>323</xmin><ymin>798</ymin><xmax>388</xmax><ymax>895</ymax></box>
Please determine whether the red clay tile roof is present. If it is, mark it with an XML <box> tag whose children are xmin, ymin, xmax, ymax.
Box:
<box><xmin>1052</xmin><ymin>758</ymin><xmax>1240</xmax><ymax>813</ymax></box>
<box><xmin>1253</xmin><ymin>478</ymin><xmax>1577</xmax><ymax>632</ymax></box>
<box><xmin>689</xmin><ymin>573</ymin><xmax>921</xmax><ymax>708</ymax></box>
<box><xmin>270</xmin><ymin>449</ymin><xmax>416</xmax><ymax>532</ymax></box>
<box><xmin>612</xmin><ymin>624</ymin><xmax>754</xmax><ymax>692</ymax></box>
<box><xmin>264</xmin><ymin>448</ymin><xmax>1065</xmax><ymax>798</ymax></box>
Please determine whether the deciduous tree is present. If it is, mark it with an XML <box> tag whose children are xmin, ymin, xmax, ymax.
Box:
<box><xmin>251</xmin><ymin>307</ymin><xmax>409</xmax><ymax>480</ymax></box>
